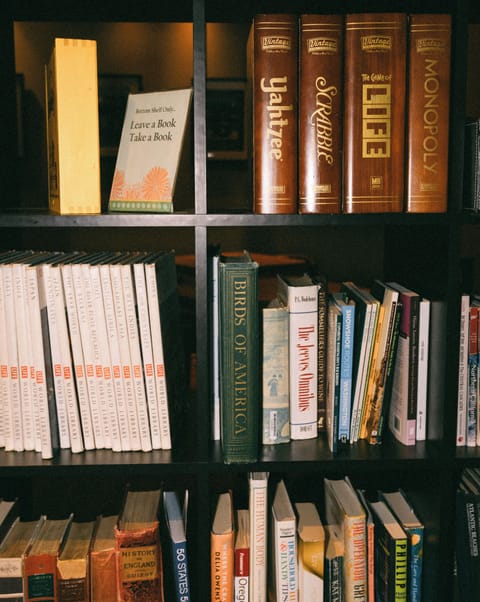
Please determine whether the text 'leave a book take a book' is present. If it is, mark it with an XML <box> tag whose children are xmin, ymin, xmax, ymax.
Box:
<box><xmin>108</xmin><ymin>88</ymin><xmax>192</xmax><ymax>213</ymax></box>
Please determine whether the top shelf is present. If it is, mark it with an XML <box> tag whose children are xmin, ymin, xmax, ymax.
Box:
<box><xmin>6</xmin><ymin>0</ymin><xmax>467</xmax><ymax>24</ymax></box>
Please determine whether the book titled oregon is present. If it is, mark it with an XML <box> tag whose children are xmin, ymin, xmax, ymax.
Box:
<box><xmin>406</xmin><ymin>14</ymin><xmax>452</xmax><ymax>213</ymax></box>
<box><xmin>219</xmin><ymin>251</ymin><xmax>259</xmax><ymax>463</ymax></box>
<box><xmin>299</xmin><ymin>14</ymin><xmax>343</xmax><ymax>214</ymax></box>
<box><xmin>343</xmin><ymin>13</ymin><xmax>407</xmax><ymax>214</ymax></box>
<box><xmin>248</xmin><ymin>14</ymin><xmax>298</xmax><ymax>214</ymax></box>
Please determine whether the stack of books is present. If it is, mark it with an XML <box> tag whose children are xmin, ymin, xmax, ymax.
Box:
<box><xmin>0</xmin><ymin>248</ymin><xmax>186</xmax><ymax>458</ymax></box>
<box><xmin>209</xmin><ymin>474</ymin><xmax>425</xmax><ymax>601</ymax></box>
<box><xmin>249</xmin><ymin>12</ymin><xmax>452</xmax><ymax>215</ymax></box>
<box><xmin>0</xmin><ymin>487</ymin><xmax>190</xmax><ymax>602</ymax></box>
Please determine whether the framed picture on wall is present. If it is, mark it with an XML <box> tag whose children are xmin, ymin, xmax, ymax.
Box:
<box><xmin>206</xmin><ymin>78</ymin><xmax>248</xmax><ymax>160</ymax></box>
<box><xmin>98</xmin><ymin>73</ymin><xmax>143</xmax><ymax>156</ymax></box>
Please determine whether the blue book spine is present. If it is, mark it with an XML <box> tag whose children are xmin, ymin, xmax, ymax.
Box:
<box><xmin>337</xmin><ymin>301</ymin><xmax>355</xmax><ymax>444</ymax></box>
<box><xmin>170</xmin><ymin>539</ymin><xmax>191</xmax><ymax>602</ymax></box>
<box><xmin>408</xmin><ymin>526</ymin><xmax>424</xmax><ymax>602</ymax></box>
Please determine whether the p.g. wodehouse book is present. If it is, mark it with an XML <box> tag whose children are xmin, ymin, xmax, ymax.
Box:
<box><xmin>277</xmin><ymin>273</ymin><xmax>319</xmax><ymax>440</ymax></box>
<box><xmin>109</xmin><ymin>88</ymin><xmax>192</xmax><ymax>213</ymax></box>
<box><xmin>219</xmin><ymin>252</ymin><xmax>259</xmax><ymax>463</ymax></box>
<box><xmin>45</xmin><ymin>38</ymin><xmax>101</xmax><ymax>215</ymax></box>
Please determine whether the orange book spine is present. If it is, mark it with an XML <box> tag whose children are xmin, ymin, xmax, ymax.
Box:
<box><xmin>24</xmin><ymin>553</ymin><xmax>59</xmax><ymax>602</ymax></box>
<box><xmin>250</xmin><ymin>14</ymin><xmax>298</xmax><ymax>214</ymax></box>
<box><xmin>90</xmin><ymin>548</ymin><xmax>117</xmax><ymax>602</ymax></box>
<box><xmin>299</xmin><ymin>14</ymin><xmax>343</xmax><ymax>214</ymax></box>
<box><xmin>210</xmin><ymin>531</ymin><xmax>234</xmax><ymax>602</ymax></box>
<box><xmin>343</xmin><ymin>13</ymin><xmax>407</xmax><ymax>213</ymax></box>
<box><xmin>115</xmin><ymin>523</ymin><xmax>164</xmax><ymax>602</ymax></box>
<box><xmin>406</xmin><ymin>14</ymin><xmax>451</xmax><ymax>213</ymax></box>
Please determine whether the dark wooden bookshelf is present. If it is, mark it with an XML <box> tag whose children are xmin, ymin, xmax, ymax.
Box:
<box><xmin>0</xmin><ymin>0</ymin><xmax>478</xmax><ymax>599</ymax></box>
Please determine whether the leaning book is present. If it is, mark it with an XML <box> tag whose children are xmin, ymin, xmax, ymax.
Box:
<box><xmin>109</xmin><ymin>88</ymin><xmax>192</xmax><ymax>213</ymax></box>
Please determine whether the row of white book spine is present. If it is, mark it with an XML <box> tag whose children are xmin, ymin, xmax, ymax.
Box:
<box><xmin>0</xmin><ymin>250</ymin><xmax>172</xmax><ymax>459</ymax></box>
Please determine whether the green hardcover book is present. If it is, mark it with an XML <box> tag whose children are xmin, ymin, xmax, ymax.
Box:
<box><xmin>219</xmin><ymin>251</ymin><xmax>259</xmax><ymax>463</ymax></box>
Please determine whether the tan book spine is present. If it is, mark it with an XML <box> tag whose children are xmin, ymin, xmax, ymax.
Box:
<box><xmin>343</xmin><ymin>13</ymin><xmax>407</xmax><ymax>214</ymax></box>
<box><xmin>406</xmin><ymin>14</ymin><xmax>451</xmax><ymax>213</ymax></box>
<box><xmin>299</xmin><ymin>14</ymin><xmax>343</xmax><ymax>214</ymax></box>
<box><xmin>250</xmin><ymin>14</ymin><xmax>298</xmax><ymax>214</ymax></box>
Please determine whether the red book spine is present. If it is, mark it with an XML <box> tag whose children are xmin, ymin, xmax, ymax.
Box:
<box><xmin>406</xmin><ymin>14</ymin><xmax>451</xmax><ymax>213</ymax></box>
<box><xmin>343</xmin><ymin>13</ymin><xmax>407</xmax><ymax>213</ymax></box>
<box><xmin>250</xmin><ymin>14</ymin><xmax>298</xmax><ymax>214</ymax></box>
<box><xmin>299</xmin><ymin>14</ymin><xmax>343</xmax><ymax>214</ymax></box>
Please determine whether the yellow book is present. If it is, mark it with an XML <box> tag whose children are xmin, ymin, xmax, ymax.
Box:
<box><xmin>296</xmin><ymin>502</ymin><xmax>325</xmax><ymax>602</ymax></box>
<box><xmin>45</xmin><ymin>37</ymin><xmax>101</xmax><ymax>215</ymax></box>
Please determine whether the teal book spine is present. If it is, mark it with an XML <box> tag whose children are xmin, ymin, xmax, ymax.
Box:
<box><xmin>219</xmin><ymin>252</ymin><xmax>259</xmax><ymax>463</ymax></box>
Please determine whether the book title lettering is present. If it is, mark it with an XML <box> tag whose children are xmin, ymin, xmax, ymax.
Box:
<box><xmin>310</xmin><ymin>76</ymin><xmax>337</xmax><ymax>166</ymax></box>
<box><xmin>421</xmin><ymin>58</ymin><xmax>441</xmax><ymax>176</ymax></box>
<box><xmin>260</xmin><ymin>77</ymin><xmax>294</xmax><ymax>162</ymax></box>
<box><xmin>395</xmin><ymin>540</ymin><xmax>408</xmax><ymax>594</ymax></box>
<box><xmin>128</xmin><ymin>111</ymin><xmax>177</xmax><ymax>143</ymax></box>
<box><xmin>361</xmin><ymin>77</ymin><xmax>392</xmax><ymax>159</ymax></box>
<box><xmin>297</xmin><ymin>325</ymin><xmax>315</xmax><ymax>412</ymax></box>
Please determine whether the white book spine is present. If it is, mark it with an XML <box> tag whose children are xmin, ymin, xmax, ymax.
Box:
<box><xmin>416</xmin><ymin>298</ymin><xmax>430</xmax><ymax>441</ymax></box>
<box><xmin>133</xmin><ymin>262</ymin><xmax>162</xmax><ymax>450</ymax></box>
<box><xmin>457</xmin><ymin>293</ymin><xmax>470</xmax><ymax>446</ymax></box>
<box><xmin>26</xmin><ymin>264</ymin><xmax>54</xmax><ymax>459</ymax></box>
<box><xmin>145</xmin><ymin>261</ymin><xmax>171</xmax><ymax>450</ymax></box>
<box><xmin>99</xmin><ymin>263</ymin><xmax>130</xmax><ymax>451</ymax></box>
<box><xmin>249</xmin><ymin>473</ymin><xmax>268</xmax><ymax>602</ymax></box>
<box><xmin>51</xmin><ymin>264</ymin><xmax>84</xmax><ymax>453</ymax></box>
<box><xmin>71</xmin><ymin>262</ymin><xmax>104</xmax><ymax>449</ymax></box>
<box><xmin>13</xmin><ymin>262</ymin><xmax>36</xmax><ymax>451</ymax></box>
<box><xmin>40</xmin><ymin>263</ymin><xmax>69</xmax><ymax>449</ymax></box>
<box><xmin>273</xmin><ymin>519</ymin><xmax>297</xmax><ymax>601</ymax></box>
<box><xmin>90</xmin><ymin>262</ymin><xmax>122</xmax><ymax>452</ymax></box>
<box><xmin>110</xmin><ymin>262</ymin><xmax>140</xmax><ymax>451</ymax></box>
<box><xmin>212</xmin><ymin>253</ymin><xmax>220</xmax><ymax>441</ymax></box>
<box><xmin>0</xmin><ymin>266</ymin><xmax>12</xmax><ymax>450</ymax></box>
<box><xmin>11</xmin><ymin>262</ymin><xmax>35</xmax><ymax>451</ymax></box>
<box><xmin>121</xmin><ymin>263</ymin><xmax>152</xmax><ymax>452</ymax></box>
<box><xmin>61</xmin><ymin>263</ymin><xmax>95</xmax><ymax>451</ymax></box>
<box><xmin>282</xmin><ymin>281</ymin><xmax>319</xmax><ymax>440</ymax></box>
<box><xmin>4</xmin><ymin>262</ymin><xmax>25</xmax><ymax>451</ymax></box>
<box><xmin>81</xmin><ymin>262</ymin><xmax>110</xmax><ymax>449</ymax></box>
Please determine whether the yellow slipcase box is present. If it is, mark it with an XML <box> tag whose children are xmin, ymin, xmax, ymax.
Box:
<box><xmin>45</xmin><ymin>38</ymin><xmax>101</xmax><ymax>215</ymax></box>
